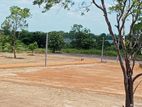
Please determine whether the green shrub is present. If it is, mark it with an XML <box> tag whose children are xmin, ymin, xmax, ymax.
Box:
<box><xmin>3</xmin><ymin>43</ymin><xmax>12</xmax><ymax>52</ymax></box>
<box><xmin>104</xmin><ymin>50</ymin><xmax>117</xmax><ymax>56</ymax></box>
<box><xmin>16</xmin><ymin>40</ymin><xmax>28</xmax><ymax>52</ymax></box>
<box><xmin>28</xmin><ymin>42</ymin><xmax>38</xmax><ymax>55</ymax></box>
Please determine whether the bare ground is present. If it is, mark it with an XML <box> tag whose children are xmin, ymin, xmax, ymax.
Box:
<box><xmin>0</xmin><ymin>52</ymin><xmax>142</xmax><ymax>107</ymax></box>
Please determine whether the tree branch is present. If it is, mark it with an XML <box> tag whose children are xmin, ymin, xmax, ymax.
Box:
<box><xmin>131</xmin><ymin>57</ymin><xmax>135</xmax><ymax>72</ymax></box>
<box><xmin>133</xmin><ymin>73</ymin><xmax>142</xmax><ymax>83</ymax></box>
<box><xmin>133</xmin><ymin>80</ymin><xmax>142</xmax><ymax>95</ymax></box>
<box><xmin>128</xmin><ymin>13</ymin><xmax>139</xmax><ymax>36</ymax></box>
<box><xmin>99</xmin><ymin>0</ymin><xmax>127</xmax><ymax>77</ymax></box>
<box><xmin>117</xmin><ymin>0</ymin><xmax>128</xmax><ymax>26</ymax></box>
<box><xmin>92</xmin><ymin>0</ymin><xmax>103</xmax><ymax>11</ymax></box>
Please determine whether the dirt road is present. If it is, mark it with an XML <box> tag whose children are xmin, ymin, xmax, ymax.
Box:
<box><xmin>0</xmin><ymin>53</ymin><xmax>141</xmax><ymax>107</ymax></box>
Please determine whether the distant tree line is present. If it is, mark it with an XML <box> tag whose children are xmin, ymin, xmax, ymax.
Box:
<box><xmin>17</xmin><ymin>24</ymin><xmax>113</xmax><ymax>51</ymax></box>
<box><xmin>1</xmin><ymin>23</ymin><xmax>141</xmax><ymax>55</ymax></box>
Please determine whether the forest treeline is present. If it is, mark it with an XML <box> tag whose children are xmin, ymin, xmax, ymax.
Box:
<box><xmin>0</xmin><ymin>24</ymin><xmax>141</xmax><ymax>58</ymax></box>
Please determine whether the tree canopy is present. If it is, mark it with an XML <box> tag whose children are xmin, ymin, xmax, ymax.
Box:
<box><xmin>1</xmin><ymin>6</ymin><xmax>31</xmax><ymax>32</ymax></box>
<box><xmin>48</xmin><ymin>31</ymin><xmax>65</xmax><ymax>53</ymax></box>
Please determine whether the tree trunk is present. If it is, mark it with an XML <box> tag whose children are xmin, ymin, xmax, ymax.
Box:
<box><xmin>124</xmin><ymin>76</ymin><xmax>134</xmax><ymax>107</ymax></box>
<box><xmin>12</xmin><ymin>34</ymin><xmax>16</xmax><ymax>59</ymax></box>
<box><xmin>32</xmin><ymin>50</ymin><xmax>34</xmax><ymax>56</ymax></box>
<box><xmin>13</xmin><ymin>40</ymin><xmax>16</xmax><ymax>59</ymax></box>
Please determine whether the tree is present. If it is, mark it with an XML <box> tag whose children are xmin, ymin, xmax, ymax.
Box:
<box><xmin>33</xmin><ymin>0</ymin><xmax>142</xmax><ymax>106</ymax></box>
<box><xmin>71</xmin><ymin>32</ymin><xmax>95</xmax><ymax>49</ymax></box>
<box><xmin>1</xmin><ymin>6</ymin><xmax>31</xmax><ymax>58</ymax></box>
<box><xmin>71</xmin><ymin>24</ymin><xmax>90</xmax><ymax>33</ymax></box>
<box><xmin>28</xmin><ymin>42</ymin><xmax>38</xmax><ymax>55</ymax></box>
<box><xmin>48</xmin><ymin>32</ymin><xmax>64</xmax><ymax>53</ymax></box>
<box><xmin>70</xmin><ymin>24</ymin><xmax>95</xmax><ymax>49</ymax></box>
<box><xmin>92</xmin><ymin>1</ymin><xmax>142</xmax><ymax>107</ymax></box>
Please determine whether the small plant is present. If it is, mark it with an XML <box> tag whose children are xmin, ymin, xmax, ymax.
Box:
<box><xmin>28</xmin><ymin>42</ymin><xmax>38</xmax><ymax>55</ymax></box>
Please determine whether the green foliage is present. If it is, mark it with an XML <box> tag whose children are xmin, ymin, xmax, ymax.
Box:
<box><xmin>48</xmin><ymin>31</ymin><xmax>64</xmax><ymax>53</ymax></box>
<box><xmin>71</xmin><ymin>24</ymin><xmax>90</xmax><ymax>33</ymax></box>
<box><xmin>69</xmin><ymin>24</ymin><xmax>95</xmax><ymax>49</ymax></box>
<box><xmin>0</xmin><ymin>37</ymin><xmax>28</xmax><ymax>53</ymax></box>
<box><xmin>95</xmin><ymin>34</ymin><xmax>111</xmax><ymax>49</ymax></box>
<box><xmin>62</xmin><ymin>48</ymin><xmax>117</xmax><ymax>56</ymax></box>
<box><xmin>34</xmin><ymin>48</ymin><xmax>45</xmax><ymax>54</ymax></box>
<box><xmin>133</xmin><ymin>23</ymin><xmax>142</xmax><ymax>31</ymax></box>
<box><xmin>3</xmin><ymin>43</ymin><xmax>12</xmax><ymax>52</ymax></box>
<box><xmin>16</xmin><ymin>40</ymin><xmax>28</xmax><ymax>52</ymax></box>
<box><xmin>1</xmin><ymin>6</ymin><xmax>31</xmax><ymax>58</ymax></box>
<box><xmin>28</xmin><ymin>42</ymin><xmax>38</xmax><ymax>54</ymax></box>
<box><xmin>0</xmin><ymin>34</ymin><xmax>10</xmax><ymax>51</ymax></box>
<box><xmin>18</xmin><ymin>24</ymin><xmax>113</xmax><ymax>51</ymax></box>
<box><xmin>33</xmin><ymin>0</ymin><xmax>74</xmax><ymax>12</ymax></box>
<box><xmin>19</xmin><ymin>30</ymin><xmax>46</xmax><ymax>48</ymax></box>
<box><xmin>71</xmin><ymin>32</ymin><xmax>95</xmax><ymax>49</ymax></box>
<box><xmin>1</xmin><ymin>6</ymin><xmax>31</xmax><ymax>33</ymax></box>
<box><xmin>109</xmin><ymin>0</ymin><xmax>142</xmax><ymax>14</ymax></box>
<box><xmin>0</xmin><ymin>35</ymin><xmax>12</xmax><ymax>52</ymax></box>
<box><xmin>62</xmin><ymin>48</ymin><xmax>101</xmax><ymax>55</ymax></box>
<box><xmin>125</xmin><ymin>21</ymin><xmax>142</xmax><ymax>54</ymax></box>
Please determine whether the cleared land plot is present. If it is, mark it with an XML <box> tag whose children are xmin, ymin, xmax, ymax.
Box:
<box><xmin>0</xmin><ymin>53</ymin><xmax>142</xmax><ymax>107</ymax></box>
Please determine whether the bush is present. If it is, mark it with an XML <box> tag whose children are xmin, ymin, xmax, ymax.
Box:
<box><xmin>28</xmin><ymin>42</ymin><xmax>38</xmax><ymax>55</ymax></box>
<box><xmin>16</xmin><ymin>40</ymin><xmax>28</xmax><ymax>52</ymax></box>
<box><xmin>3</xmin><ymin>43</ymin><xmax>12</xmax><ymax>52</ymax></box>
<box><xmin>104</xmin><ymin>50</ymin><xmax>117</xmax><ymax>56</ymax></box>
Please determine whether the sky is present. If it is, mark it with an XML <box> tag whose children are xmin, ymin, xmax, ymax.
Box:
<box><xmin>0</xmin><ymin>0</ymin><xmax>120</xmax><ymax>35</ymax></box>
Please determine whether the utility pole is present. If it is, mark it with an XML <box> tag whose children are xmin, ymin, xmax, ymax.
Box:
<box><xmin>101</xmin><ymin>37</ymin><xmax>104</xmax><ymax>62</ymax></box>
<box><xmin>45</xmin><ymin>33</ymin><xmax>48</xmax><ymax>67</ymax></box>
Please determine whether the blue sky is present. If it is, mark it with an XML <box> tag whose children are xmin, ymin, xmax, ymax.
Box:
<box><xmin>0</xmin><ymin>0</ymin><xmax>119</xmax><ymax>35</ymax></box>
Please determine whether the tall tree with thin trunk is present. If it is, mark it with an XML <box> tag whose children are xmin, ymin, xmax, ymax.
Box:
<box><xmin>1</xmin><ymin>6</ymin><xmax>31</xmax><ymax>58</ymax></box>
<box><xmin>92</xmin><ymin>1</ymin><xmax>142</xmax><ymax>107</ymax></box>
<box><xmin>33</xmin><ymin>0</ymin><xmax>142</xmax><ymax>106</ymax></box>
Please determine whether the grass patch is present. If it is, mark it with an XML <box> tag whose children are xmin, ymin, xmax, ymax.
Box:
<box><xmin>62</xmin><ymin>48</ymin><xmax>117</xmax><ymax>56</ymax></box>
